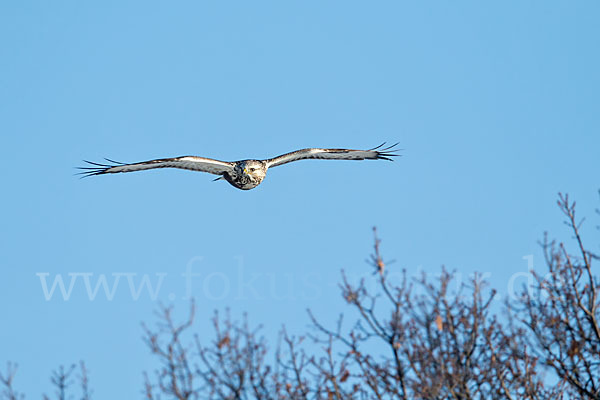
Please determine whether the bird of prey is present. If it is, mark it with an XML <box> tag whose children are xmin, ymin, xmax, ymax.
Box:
<box><xmin>78</xmin><ymin>143</ymin><xmax>399</xmax><ymax>190</ymax></box>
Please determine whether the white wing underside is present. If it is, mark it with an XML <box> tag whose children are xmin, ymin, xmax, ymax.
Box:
<box><xmin>79</xmin><ymin>156</ymin><xmax>234</xmax><ymax>177</ymax></box>
<box><xmin>266</xmin><ymin>143</ymin><xmax>398</xmax><ymax>168</ymax></box>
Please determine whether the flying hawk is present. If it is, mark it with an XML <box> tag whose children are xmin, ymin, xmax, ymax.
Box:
<box><xmin>78</xmin><ymin>143</ymin><xmax>399</xmax><ymax>190</ymax></box>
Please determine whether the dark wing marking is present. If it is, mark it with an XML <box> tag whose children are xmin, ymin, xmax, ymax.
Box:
<box><xmin>77</xmin><ymin>156</ymin><xmax>234</xmax><ymax>178</ymax></box>
<box><xmin>265</xmin><ymin>143</ymin><xmax>400</xmax><ymax>168</ymax></box>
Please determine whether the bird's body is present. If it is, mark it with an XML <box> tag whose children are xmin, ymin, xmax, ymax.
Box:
<box><xmin>79</xmin><ymin>144</ymin><xmax>399</xmax><ymax>190</ymax></box>
<box><xmin>223</xmin><ymin>160</ymin><xmax>268</xmax><ymax>190</ymax></box>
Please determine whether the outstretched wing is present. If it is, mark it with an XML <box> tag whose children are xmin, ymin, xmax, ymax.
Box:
<box><xmin>265</xmin><ymin>143</ymin><xmax>400</xmax><ymax>168</ymax></box>
<box><xmin>77</xmin><ymin>156</ymin><xmax>234</xmax><ymax>178</ymax></box>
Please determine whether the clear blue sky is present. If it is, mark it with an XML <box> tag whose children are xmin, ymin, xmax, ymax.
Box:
<box><xmin>1</xmin><ymin>1</ymin><xmax>598</xmax><ymax>397</ymax></box>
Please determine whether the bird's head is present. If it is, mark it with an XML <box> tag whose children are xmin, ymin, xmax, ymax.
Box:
<box><xmin>240</xmin><ymin>160</ymin><xmax>267</xmax><ymax>181</ymax></box>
